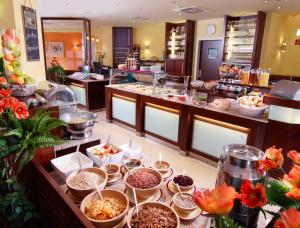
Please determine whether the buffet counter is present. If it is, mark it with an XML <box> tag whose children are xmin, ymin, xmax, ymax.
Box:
<box><xmin>106</xmin><ymin>84</ymin><xmax>268</xmax><ymax>161</ymax></box>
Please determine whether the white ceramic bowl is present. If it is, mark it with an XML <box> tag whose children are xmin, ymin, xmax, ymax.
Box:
<box><xmin>66</xmin><ymin>167</ymin><xmax>108</xmax><ymax>199</ymax></box>
<box><xmin>172</xmin><ymin>175</ymin><xmax>194</xmax><ymax>193</ymax></box>
<box><xmin>81</xmin><ymin>189</ymin><xmax>129</xmax><ymax>228</ymax></box>
<box><xmin>173</xmin><ymin>192</ymin><xmax>197</xmax><ymax>214</ymax></box>
<box><xmin>86</xmin><ymin>143</ymin><xmax>124</xmax><ymax>167</ymax></box>
<box><xmin>238</xmin><ymin>103</ymin><xmax>267</xmax><ymax>117</ymax></box>
<box><xmin>51</xmin><ymin>152</ymin><xmax>93</xmax><ymax>181</ymax></box>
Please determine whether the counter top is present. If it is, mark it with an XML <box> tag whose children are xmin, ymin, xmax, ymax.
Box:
<box><xmin>114</xmin><ymin>68</ymin><xmax>154</xmax><ymax>75</ymax></box>
<box><xmin>263</xmin><ymin>94</ymin><xmax>300</xmax><ymax>109</ymax></box>
<box><xmin>107</xmin><ymin>84</ymin><xmax>268</xmax><ymax>123</ymax></box>
<box><xmin>67</xmin><ymin>76</ymin><xmax>111</xmax><ymax>83</ymax></box>
<box><xmin>54</xmin><ymin>135</ymin><xmax>101</xmax><ymax>152</ymax></box>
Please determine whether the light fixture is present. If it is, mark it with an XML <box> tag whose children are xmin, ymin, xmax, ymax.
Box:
<box><xmin>86</xmin><ymin>36</ymin><xmax>90</xmax><ymax>40</ymax></box>
<box><xmin>91</xmin><ymin>36</ymin><xmax>95</xmax><ymax>41</ymax></box>
<box><xmin>297</xmin><ymin>29</ymin><xmax>300</xmax><ymax>36</ymax></box>
<box><xmin>95</xmin><ymin>37</ymin><xmax>99</xmax><ymax>43</ymax></box>
<box><xmin>280</xmin><ymin>42</ymin><xmax>287</xmax><ymax>52</ymax></box>
<box><xmin>277</xmin><ymin>6</ymin><xmax>282</xmax><ymax>9</ymax></box>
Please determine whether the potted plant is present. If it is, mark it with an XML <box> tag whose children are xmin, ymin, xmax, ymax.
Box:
<box><xmin>0</xmin><ymin>76</ymin><xmax>66</xmax><ymax>227</ymax></box>
<box><xmin>193</xmin><ymin>146</ymin><xmax>300</xmax><ymax>228</ymax></box>
<box><xmin>46</xmin><ymin>60</ymin><xmax>66</xmax><ymax>84</ymax></box>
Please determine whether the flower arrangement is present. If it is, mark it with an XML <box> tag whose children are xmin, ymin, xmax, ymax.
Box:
<box><xmin>193</xmin><ymin>146</ymin><xmax>300</xmax><ymax>228</ymax></box>
<box><xmin>46</xmin><ymin>57</ymin><xmax>66</xmax><ymax>84</ymax></box>
<box><xmin>0</xmin><ymin>76</ymin><xmax>66</xmax><ymax>226</ymax></box>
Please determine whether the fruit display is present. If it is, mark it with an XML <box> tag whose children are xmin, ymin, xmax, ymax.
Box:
<box><xmin>239</xmin><ymin>95</ymin><xmax>266</xmax><ymax>108</ymax></box>
<box><xmin>1</xmin><ymin>29</ymin><xmax>35</xmax><ymax>86</ymax></box>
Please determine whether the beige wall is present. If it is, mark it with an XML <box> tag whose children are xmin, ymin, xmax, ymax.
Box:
<box><xmin>192</xmin><ymin>18</ymin><xmax>225</xmax><ymax>79</ymax></box>
<box><xmin>0</xmin><ymin>0</ymin><xmax>46</xmax><ymax>83</ymax></box>
<box><xmin>260</xmin><ymin>13</ymin><xmax>300</xmax><ymax>77</ymax></box>
<box><xmin>91</xmin><ymin>23</ymin><xmax>165</xmax><ymax>66</ymax></box>
<box><xmin>133</xmin><ymin>24</ymin><xmax>165</xmax><ymax>60</ymax></box>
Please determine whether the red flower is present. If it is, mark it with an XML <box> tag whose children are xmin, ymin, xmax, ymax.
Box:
<box><xmin>274</xmin><ymin>208</ymin><xmax>300</xmax><ymax>228</ymax></box>
<box><xmin>0</xmin><ymin>88</ymin><xmax>12</xmax><ymax>98</ymax></box>
<box><xmin>2</xmin><ymin>97</ymin><xmax>19</xmax><ymax>108</ymax></box>
<box><xmin>0</xmin><ymin>77</ymin><xmax>8</xmax><ymax>85</ymax></box>
<box><xmin>285</xmin><ymin>188</ymin><xmax>300</xmax><ymax>200</ymax></box>
<box><xmin>239</xmin><ymin>180</ymin><xmax>267</xmax><ymax>208</ymax></box>
<box><xmin>12</xmin><ymin>102</ymin><xmax>28</xmax><ymax>119</ymax></box>
<box><xmin>193</xmin><ymin>184</ymin><xmax>237</xmax><ymax>215</ymax></box>
<box><xmin>287</xmin><ymin>150</ymin><xmax>300</xmax><ymax>164</ymax></box>
<box><xmin>259</xmin><ymin>146</ymin><xmax>284</xmax><ymax>172</ymax></box>
<box><xmin>283</xmin><ymin>165</ymin><xmax>300</xmax><ymax>188</ymax></box>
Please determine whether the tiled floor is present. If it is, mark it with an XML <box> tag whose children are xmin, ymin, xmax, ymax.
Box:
<box><xmin>93</xmin><ymin>111</ymin><xmax>218</xmax><ymax>189</ymax></box>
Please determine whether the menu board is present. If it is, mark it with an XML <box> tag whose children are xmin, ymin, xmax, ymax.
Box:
<box><xmin>22</xmin><ymin>6</ymin><xmax>40</xmax><ymax>61</ymax></box>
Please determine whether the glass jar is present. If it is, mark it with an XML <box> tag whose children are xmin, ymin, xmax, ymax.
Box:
<box><xmin>249</xmin><ymin>69</ymin><xmax>259</xmax><ymax>86</ymax></box>
<box><xmin>258</xmin><ymin>69</ymin><xmax>270</xmax><ymax>87</ymax></box>
<box><xmin>240</xmin><ymin>68</ymin><xmax>250</xmax><ymax>85</ymax></box>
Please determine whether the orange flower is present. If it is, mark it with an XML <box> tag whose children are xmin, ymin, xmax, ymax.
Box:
<box><xmin>12</xmin><ymin>101</ymin><xmax>28</xmax><ymax>119</ymax></box>
<box><xmin>0</xmin><ymin>88</ymin><xmax>12</xmax><ymax>98</ymax></box>
<box><xmin>240</xmin><ymin>180</ymin><xmax>267</xmax><ymax>208</ymax></box>
<box><xmin>193</xmin><ymin>184</ymin><xmax>237</xmax><ymax>215</ymax></box>
<box><xmin>259</xmin><ymin>146</ymin><xmax>284</xmax><ymax>172</ymax></box>
<box><xmin>0</xmin><ymin>77</ymin><xmax>8</xmax><ymax>85</ymax></box>
<box><xmin>2</xmin><ymin>97</ymin><xmax>19</xmax><ymax>108</ymax></box>
<box><xmin>274</xmin><ymin>208</ymin><xmax>300</xmax><ymax>228</ymax></box>
<box><xmin>283</xmin><ymin>165</ymin><xmax>300</xmax><ymax>188</ymax></box>
<box><xmin>285</xmin><ymin>188</ymin><xmax>300</xmax><ymax>200</ymax></box>
<box><xmin>287</xmin><ymin>150</ymin><xmax>300</xmax><ymax>164</ymax></box>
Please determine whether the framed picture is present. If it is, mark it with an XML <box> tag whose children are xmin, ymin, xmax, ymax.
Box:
<box><xmin>208</xmin><ymin>48</ymin><xmax>219</xmax><ymax>59</ymax></box>
<box><xmin>46</xmin><ymin>42</ymin><xmax>64</xmax><ymax>58</ymax></box>
<box><xmin>22</xmin><ymin>6</ymin><xmax>40</xmax><ymax>61</ymax></box>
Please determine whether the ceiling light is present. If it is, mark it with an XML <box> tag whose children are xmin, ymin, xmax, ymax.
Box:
<box><xmin>129</xmin><ymin>16</ymin><xmax>150</xmax><ymax>22</ymax></box>
<box><xmin>297</xmin><ymin>29</ymin><xmax>300</xmax><ymax>36</ymax></box>
<box><xmin>277</xmin><ymin>6</ymin><xmax>282</xmax><ymax>9</ymax></box>
<box><xmin>173</xmin><ymin>6</ymin><xmax>206</xmax><ymax>14</ymax></box>
<box><xmin>264</xmin><ymin>0</ymin><xmax>269</xmax><ymax>2</ymax></box>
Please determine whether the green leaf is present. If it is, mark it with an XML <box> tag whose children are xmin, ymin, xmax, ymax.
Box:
<box><xmin>2</xmin><ymin>128</ymin><xmax>23</xmax><ymax>138</ymax></box>
<box><xmin>215</xmin><ymin>216</ymin><xmax>244</xmax><ymax>228</ymax></box>
<box><xmin>24</xmin><ymin>211</ymin><xmax>33</xmax><ymax>221</ymax></box>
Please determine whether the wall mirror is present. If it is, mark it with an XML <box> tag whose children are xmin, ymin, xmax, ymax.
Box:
<box><xmin>41</xmin><ymin>18</ymin><xmax>91</xmax><ymax>76</ymax></box>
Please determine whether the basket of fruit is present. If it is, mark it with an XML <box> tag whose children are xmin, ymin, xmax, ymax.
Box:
<box><xmin>10</xmin><ymin>73</ymin><xmax>36</xmax><ymax>97</ymax></box>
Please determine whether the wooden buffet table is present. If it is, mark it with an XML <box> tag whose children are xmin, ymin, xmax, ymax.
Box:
<box><xmin>106</xmin><ymin>84</ymin><xmax>268</xmax><ymax>162</ymax></box>
<box><xmin>66</xmin><ymin>76</ymin><xmax>111</xmax><ymax>111</ymax></box>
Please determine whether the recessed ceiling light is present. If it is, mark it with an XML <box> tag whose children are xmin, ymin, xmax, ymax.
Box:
<box><xmin>277</xmin><ymin>6</ymin><xmax>282</xmax><ymax>9</ymax></box>
<box><xmin>264</xmin><ymin>0</ymin><xmax>269</xmax><ymax>3</ymax></box>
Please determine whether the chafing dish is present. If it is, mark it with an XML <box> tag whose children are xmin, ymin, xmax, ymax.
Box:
<box><xmin>60</xmin><ymin>112</ymin><xmax>97</xmax><ymax>139</ymax></box>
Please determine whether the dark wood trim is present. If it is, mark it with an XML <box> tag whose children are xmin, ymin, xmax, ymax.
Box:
<box><xmin>251</xmin><ymin>11</ymin><xmax>266</xmax><ymax>68</ymax></box>
<box><xmin>263</xmin><ymin>94</ymin><xmax>300</xmax><ymax>109</ymax></box>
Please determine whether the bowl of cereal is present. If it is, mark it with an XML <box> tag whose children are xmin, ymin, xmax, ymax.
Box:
<box><xmin>152</xmin><ymin>160</ymin><xmax>171</xmax><ymax>174</ymax></box>
<box><xmin>127</xmin><ymin>202</ymin><xmax>179</xmax><ymax>228</ymax></box>
<box><xmin>101</xmin><ymin>164</ymin><xmax>120</xmax><ymax>180</ymax></box>
<box><xmin>172</xmin><ymin>175</ymin><xmax>194</xmax><ymax>192</ymax></box>
<box><xmin>124</xmin><ymin>167</ymin><xmax>163</xmax><ymax>199</ymax></box>
<box><xmin>173</xmin><ymin>192</ymin><xmax>197</xmax><ymax>214</ymax></box>
<box><xmin>81</xmin><ymin>189</ymin><xmax>129</xmax><ymax>228</ymax></box>
<box><xmin>66</xmin><ymin>167</ymin><xmax>108</xmax><ymax>199</ymax></box>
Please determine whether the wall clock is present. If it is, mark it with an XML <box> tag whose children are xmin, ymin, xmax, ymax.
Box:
<box><xmin>207</xmin><ymin>24</ymin><xmax>216</xmax><ymax>35</ymax></box>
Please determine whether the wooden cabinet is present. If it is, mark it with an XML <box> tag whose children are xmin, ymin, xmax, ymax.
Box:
<box><xmin>164</xmin><ymin>20</ymin><xmax>195</xmax><ymax>76</ymax></box>
<box><xmin>165</xmin><ymin>59</ymin><xmax>185</xmax><ymax>76</ymax></box>
<box><xmin>223</xmin><ymin>12</ymin><xmax>266</xmax><ymax>68</ymax></box>
<box><xmin>113</xmin><ymin>27</ymin><xmax>133</xmax><ymax>67</ymax></box>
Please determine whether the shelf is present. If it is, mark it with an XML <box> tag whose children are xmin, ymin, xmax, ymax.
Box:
<box><xmin>225</xmin><ymin>35</ymin><xmax>255</xmax><ymax>38</ymax></box>
<box><xmin>224</xmin><ymin>51</ymin><xmax>253</xmax><ymax>53</ymax></box>
<box><xmin>225</xmin><ymin>43</ymin><xmax>254</xmax><ymax>46</ymax></box>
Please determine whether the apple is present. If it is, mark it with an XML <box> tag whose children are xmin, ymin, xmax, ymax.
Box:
<box><xmin>13</xmin><ymin>68</ymin><xmax>22</xmax><ymax>77</ymax></box>
<box><xmin>11</xmin><ymin>60</ymin><xmax>20</xmax><ymax>69</ymax></box>
<box><xmin>6</xmin><ymin>29</ymin><xmax>15</xmax><ymax>39</ymax></box>
<box><xmin>24</xmin><ymin>76</ymin><xmax>35</xmax><ymax>85</ymax></box>
<box><xmin>5</xmin><ymin>65</ymin><xmax>14</xmax><ymax>74</ymax></box>
<box><xmin>8</xmin><ymin>41</ymin><xmax>17</xmax><ymax>51</ymax></box>
<box><xmin>12</xmin><ymin>50</ymin><xmax>21</xmax><ymax>58</ymax></box>
<box><xmin>10</xmin><ymin>74</ymin><xmax>17</xmax><ymax>83</ymax></box>
<box><xmin>4</xmin><ymin>53</ymin><xmax>14</xmax><ymax>62</ymax></box>
<box><xmin>15</xmin><ymin>76</ymin><xmax>25</xmax><ymax>85</ymax></box>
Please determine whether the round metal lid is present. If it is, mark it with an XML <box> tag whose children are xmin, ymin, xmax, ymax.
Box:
<box><xmin>223</xmin><ymin>144</ymin><xmax>265</xmax><ymax>169</ymax></box>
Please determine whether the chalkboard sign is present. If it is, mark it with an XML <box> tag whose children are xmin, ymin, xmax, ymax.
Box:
<box><xmin>22</xmin><ymin>6</ymin><xmax>40</xmax><ymax>61</ymax></box>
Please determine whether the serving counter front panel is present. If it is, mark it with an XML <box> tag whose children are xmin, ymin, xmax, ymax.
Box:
<box><xmin>191</xmin><ymin>116</ymin><xmax>249</xmax><ymax>158</ymax></box>
<box><xmin>145</xmin><ymin>103</ymin><xmax>180</xmax><ymax>142</ymax></box>
<box><xmin>112</xmin><ymin>95</ymin><xmax>136</xmax><ymax>126</ymax></box>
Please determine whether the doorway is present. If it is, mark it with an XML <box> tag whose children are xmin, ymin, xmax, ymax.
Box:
<box><xmin>197</xmin><ymin>40</ymin><xmax>223</xmax><ymax>81</ymax></box>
